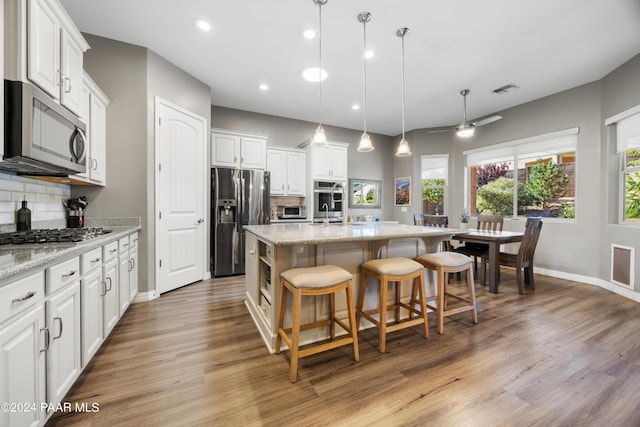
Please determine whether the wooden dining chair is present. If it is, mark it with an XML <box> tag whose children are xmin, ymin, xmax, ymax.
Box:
<box><xmin>480</xmin><ymin>217</ymin><xmax>543</xmax><ymax>295</ymax></box>
<box><xmin>454</xmin><ymin>214</ymin><xmax>503</xmax><ymax>271</ymax></box>
<box><xmin>422</xmin><ymin>215</ymin><xmax>450</xmax><ymax>251</ymax></box>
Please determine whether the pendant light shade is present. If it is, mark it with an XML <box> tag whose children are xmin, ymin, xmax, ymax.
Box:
<box><xmin>395</xmin><ymin>27</ymin><xmax>412</xmax><ymax>157</ymax></box>
<box><xmin>311</xmin><ymin>0</ymin><xmax>329</xmax><ymax>147</ymax></box>
<box><xmin>357</xmin><ymin>11</ymin><xmax>374</xmax><ymax>152</ymax></box>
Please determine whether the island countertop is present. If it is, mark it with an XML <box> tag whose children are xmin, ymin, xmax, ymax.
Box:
<box><xmin>243</xmin><ymin>222</ymin><xmax>458</xmax><ymax>246</ymax></box>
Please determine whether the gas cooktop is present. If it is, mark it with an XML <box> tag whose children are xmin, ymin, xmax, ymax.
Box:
<box><xmin>0</xmin><ymin>228</ymin><xmax>112</xmax><ymax>246</ymax></box>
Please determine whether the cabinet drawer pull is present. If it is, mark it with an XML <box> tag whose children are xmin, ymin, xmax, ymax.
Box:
<box><xmin>53</xmin><ymin>317</ymin><xmax>63</xmax><ymax>340</ymax></box>
<box><xmin>62</xmin><ymin>270</ymin><xmax>77</xmax><ymax>279</ymax></box>
<box><xmin>109</xmin><ymin>249</ymin><xmax>117</xmax><ymax>254</ymax></box>
<box><xmin>91</xmin><ymin>257</ymin><xmax>101</xmax><ymax>263</ymax></box>
<box><xmin>12</xmin><ymin>291</ymin><xmax>36</xmax><ymax>303</ymax></box>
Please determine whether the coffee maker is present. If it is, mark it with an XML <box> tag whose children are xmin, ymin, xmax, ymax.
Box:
<box><xmin>66</xmin><ymin>197</ymin><xmax>87</xmax><ymax>228</ymax></box>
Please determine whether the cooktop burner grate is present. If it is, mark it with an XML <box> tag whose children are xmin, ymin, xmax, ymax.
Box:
<box><xmin>0</xmin><ymin>228</ymin><xmax>112</xmax><ymax>246</ymax></box>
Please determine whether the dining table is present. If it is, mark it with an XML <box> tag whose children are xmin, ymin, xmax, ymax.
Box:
<box><xmin>453</xmin><ymin>229</ymin><xmax>525</xmax><ymax>294</ymax></box>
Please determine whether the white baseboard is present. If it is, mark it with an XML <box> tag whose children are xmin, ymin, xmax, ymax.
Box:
<box><xmin>535</xmin><ymin>267</ymin><xmax>640</xmax><ymax>303</ymax></box>
<box><xmin>133</xmin><ymin>290</ymin><xmax>158</xmax><ymax>303</ymax></box>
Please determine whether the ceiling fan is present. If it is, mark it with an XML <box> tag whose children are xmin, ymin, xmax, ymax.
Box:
<box><xmin>430</xmin><ymin>89</ymin><xmax>502</xmax><ymax>138</ymax></box>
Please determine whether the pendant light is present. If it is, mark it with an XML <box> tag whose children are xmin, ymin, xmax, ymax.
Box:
<box><xmin>311</xmin><ymin>0</ymin><xmax>329</xmax><ymax>146</ymax></box>
<box><xmin>395</xmin><ymin>27</ymin><xmax>412</xmax><ymax>157</ymax></box>
<box><xmin>357</xmin><ymin>12</ymin><xmax>374</xmax><ymax>152</ymax></box>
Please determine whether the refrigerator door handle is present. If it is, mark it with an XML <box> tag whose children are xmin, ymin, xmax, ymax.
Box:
<box><xmin>232</xmin><ymin>227</ymin><xmax>239</xmax><ymax>266</ymax></box>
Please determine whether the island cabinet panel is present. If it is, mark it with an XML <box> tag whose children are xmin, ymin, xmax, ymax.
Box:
<box><xmin>243</xmin><ymin>223</ymin><xmax>454</xmax><ymax>352</ymax></box>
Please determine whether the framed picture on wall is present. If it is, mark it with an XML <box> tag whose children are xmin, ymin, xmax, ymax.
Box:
<box><xmin>394</xmin><ymin>176</ymin><xmax>411</xmax><ymax>206</ymax></box>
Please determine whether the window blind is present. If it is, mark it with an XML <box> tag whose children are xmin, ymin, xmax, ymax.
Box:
<box><xmin>616</xmin><ymin>112</ymin><xmax>640</xmax><ymax>153</ymax></box>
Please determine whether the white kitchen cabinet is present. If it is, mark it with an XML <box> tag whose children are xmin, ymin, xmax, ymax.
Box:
<box><xmin>129</xmin><ymin>236</ymin><xmax>139</xmax><ymax>302</ymax></box>
<box><xmin>267</xmin><ymin>147</ymin><xmax>306</xmax><ymax>196</ymax></box>
<box><xmin>80</xmin><ymin>247</ymin><xmax>104</xmax><ymax>366</ymax></box>
<box><xmin>102</xmin><ymin>241</ymin><xmax>119</xmax><ymax>336</ymax></box>
<box><xmin>74</xmin><ymin>72</ymin><xmax>109</xmax><ymax>185</ymax></box>
<box><xmin>0</xmin><ymin>271</ymin><xmax>47</xmax><ymax>427</ymax></box>
<box><xmin>211</xmin><ymin>129</ymin><xmax>267</xmax><ymax>169</ymax></box>
<box><xmin>26</xmin><ymin>0</ymin><xmax>88</xmax><ymax>116</ymax></box>
<box><xmin>45</xmin><ymin>281</ymin><xmax>81</xmax><ymax>409</ymax></box>
<box><xmin>304</xmin><ymin>142</ymin><xmax>349</xmax><ymax>181</ymax></box>
<box><xmin>0</xmin><ymin>305</ymin><xmax>46</xmax><ymax>427</ymax></box>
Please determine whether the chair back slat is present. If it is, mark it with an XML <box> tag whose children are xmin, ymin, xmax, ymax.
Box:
<box><xmin>423</xmin><ymin>215</ymin><xmax>449</xmax><ymax>228</ymax></box>
<box><xmin>477</xmin><ymin>214</ymin><xmax>503</xmax><ymax>231</ymax></box>
<box><xmin>518</xmin><ymin>217</ymin><xmax>543</xmax><ymax>263</ymax></box>
<box><xmin>414</xmin><ymin>214</ymin><xmax>425</xmax><ymax>226</ymax></box>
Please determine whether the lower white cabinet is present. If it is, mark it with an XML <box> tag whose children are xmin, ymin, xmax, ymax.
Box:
<box><xmin>46</xmin><ymin>281</ymin><xmax>81</xmax><ymax>409</ymax></box>
<box><xmin>118</xmin><ymin>232</ymin><xmax>138</xmax><ymax>314</ymax></box>
<box><xmin>80</xmin><ymin>267</ymin><xmax>103</xmax><ymax>366</ymax></box>
<box><xmin>0</xmin><ymin>304</ymin><xmax>47</xmax><ymax>427</ymax></box>
<box><xmin>102</xmin><ymin>241</ymin><xmax>119</xmax><ymax>337</ymax></box>
<box><xmin>0</xmin><ymin>230</ymin><xmax>139</xmax><ymax>426</ymax></box>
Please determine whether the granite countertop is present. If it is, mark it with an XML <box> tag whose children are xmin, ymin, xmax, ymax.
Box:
<box><xmin>0</xmin><ymin>226</ymin><xmax>141</xmax><ymax>284</ymax></box>
<box><xmin>243</xmin><ymin>222</ymin><xmax>458</xmax><ymax>246</ymax></box>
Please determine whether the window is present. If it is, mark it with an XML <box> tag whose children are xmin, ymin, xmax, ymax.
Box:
<box><xmin>464</xmin><ymin>129</ymin><xmax>577</xmax><ymax>219</ymax></box>
<box><xmin>615</xmin><ymin>112</ymin><xmax>640</xmax><ymax>222</ymax></box>
<box><xmin>421</xmin><ymin>155</ymin><xmax>448</xmax><ymax>215</ymax></box>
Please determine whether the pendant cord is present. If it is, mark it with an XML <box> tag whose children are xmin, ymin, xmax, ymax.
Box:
<box><xmin>318</xmin><ymin>1</ymin><xmax>323</xmax><ymax>126</ymax></box>
<box><xmin>400</xmin><ymin>31</ymin><xmax>406</xmax><ymax>140</ymax></box>
<box><xmin>362</xmin><ymin>18</ymin><xmax>367</xmax><ymax>134</ymax></box>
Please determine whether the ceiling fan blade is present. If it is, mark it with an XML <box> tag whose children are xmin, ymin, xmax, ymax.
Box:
<box><xmin>472</xmin><ymin>115</ymin><xmax>503</xmax><ymax>127</ymax></box>
<box><xmin>428</xmin><ymin>128</ymin><xmax>455</xmax><ymax>134</ymax></box>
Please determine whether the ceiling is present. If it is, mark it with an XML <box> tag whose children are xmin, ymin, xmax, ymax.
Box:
<box><xmin>60</xmin><ymin>0</ymin><xmax>640</xmax><ymax>137</ymax></box>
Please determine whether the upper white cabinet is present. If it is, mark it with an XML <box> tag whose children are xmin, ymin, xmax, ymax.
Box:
<box><xmin>267</xmin><ymin>147</ymin><xmax>306</xmax><ymax>196</ymax></box>
<box><xmin>5</xmin><ymin>0</ymin><xmax>89</xmax><ymax>116</ymax></box>
<box><xmin>302</xmin><ymin>141</ymin><xmax>349</xmax><ymax>181</ymax></box>
<box><xmin>211</xmin><ymin>129</ymin><xmax>267</xmax><ymax>170</ymax></box>
<box><xmin>74</xmin><ymin>72</ymin><xmax>109</xmax><ymax>185</ymax></box>
<box><xmin>28</xmin><ymin>0</ymin><xmax>88</xmax><ymax>116</ymax></box>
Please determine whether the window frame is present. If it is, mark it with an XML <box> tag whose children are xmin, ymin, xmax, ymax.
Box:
<box><xmin>606</xmin><ymin>105</ymin><xmax>640</xmax><ymax>224</ymax></box>
<box><xmin>463</xmin><ymin>128</ymin><xmax>578</xmax><ymax>220</ymax></box>
<box><xmin>420</xmin><ymin>154</ymin><xmax>449</xmax><ymax>216</ymax></box>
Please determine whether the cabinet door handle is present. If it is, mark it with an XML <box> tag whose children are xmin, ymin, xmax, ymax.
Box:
<box><xmin>92</xmin><ymin>158</ymin><xmax>98</xmax><ymax>171</ymax></box>
<box><xmin>64</xmin><ymin>77</ymin><xmax>72</xmax><ymax>93</ymax></box>
<box><xmin>57</xmin><ymin>70</ymin><xmax>63</xmax><ymax>87</ymax></box>
<box><xmin>101</xmin><ymin>281</ymin><xmax>107</xmax><ymax>296</ymax></box>
<box><xmin>53</xmin><ymin>317</ymin><xmax>63</xmax><ymax>340</ymax></box>
<box><xmin>106</xmin><ymin>276</ymin><xmax>112</xmax><ymax>292</ymax></box>
<box><xmin>12</xmin><ymin>291</ymin><xmax>36</xmax><ymax>303</ymax></box>
<box><xmin>40</xmin><ymin>327</ymin><xmax>50</xmax><ymax>353</ymax></box>
<box><xmin>62</xmin><ymin>270</ymin><xmax>76</xmax><ymax>279</ymax></box>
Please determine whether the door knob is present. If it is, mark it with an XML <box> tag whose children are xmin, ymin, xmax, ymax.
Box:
<box><xmin>197</xmin><ymin>218</ymin><xmax>204</xmax><ymax>224</ymax></box>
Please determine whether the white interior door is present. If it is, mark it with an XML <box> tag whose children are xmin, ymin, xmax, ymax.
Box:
<box><xmin>156</xmin><ymin>98</ymin><xmax>206</xmax><ymax>294</ymax></box>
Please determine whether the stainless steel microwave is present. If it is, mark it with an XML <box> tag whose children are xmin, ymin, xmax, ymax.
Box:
<box><xmin>279</xmin><ymin>205</ymin><xmax>307</xmax><ymax>219</ymax></box>
<box><xmin>2</xmin><ymin>80</ymin><xmax>87</xmax><ymax>176</ymax></box>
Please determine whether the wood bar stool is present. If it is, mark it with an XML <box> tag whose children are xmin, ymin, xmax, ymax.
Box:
<box><xmin>356</xmin><ymin>258</ymin><xmax>429</xmax><ymax>353</ymax></box>
<box><xmin>414</xmin><ymin>252</ymin><xmax>478</xmax><ymax>334</ymax></box>
<box><xmin>275</xmin><ymin>265</ymin><xmax>359</xmax><ymax>383</ymax></box>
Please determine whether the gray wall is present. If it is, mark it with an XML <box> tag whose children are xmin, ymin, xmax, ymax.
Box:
<box><xmin>211</xmin><ymin>106</ymin><xmax>396</xmax><ymax>220</ymax></box>
<box><xmin>77</xmin><ymin>34</ymin><xmax>211</xmax><ymax>294</ymax></box>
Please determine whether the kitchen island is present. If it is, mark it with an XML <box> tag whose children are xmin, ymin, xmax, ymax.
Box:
<box><xmin>243</xmin><ymin>222</ymin><xmax>457</xmax><ymax>352</ymax></box>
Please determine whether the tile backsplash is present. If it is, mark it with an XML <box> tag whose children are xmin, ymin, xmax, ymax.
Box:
<box><xmin>0</xmin><ymin>172</ymin><xmax>70</xmax><ymax>229</ymax></box>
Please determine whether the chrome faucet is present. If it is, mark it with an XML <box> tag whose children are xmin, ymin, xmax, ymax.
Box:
<box><xmin>321</xmin><ymin>203</ymin><xmax>329</xmax><ymax>226</ymax></box>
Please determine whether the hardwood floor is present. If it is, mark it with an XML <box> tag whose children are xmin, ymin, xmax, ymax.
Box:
<box><xmin>47</xmin><ymin>271</ymin><xmax>640</xmax><ymax>426</ymax></box>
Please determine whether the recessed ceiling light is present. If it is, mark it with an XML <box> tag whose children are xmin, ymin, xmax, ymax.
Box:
<box><xmin>352</xmin><ymin>104</ymin><xmax>360</xmax><ymax>110</ymax></box>
<box><xmin>259</xmin><ymin>84</ymin><xmax>269</xmax><ymax>91</ymax></box>
<box><xmin>303</xmin><ymin>28</ymin><xmax>316</xmax><ymax>39</ymax></box>
<box><xmin>364</xmin><ymin>50</ymin><xmax>374</xmax><ymax>59</ymax></box>
<box><xmin>194</xmin><ymin>19</ymin><xmax>211</xmax><ymax>31</ymax></box>
<box><xmin>302</xmin><ymin>67</ymin><xmax>327</xmax><ymax>82</ymax></box>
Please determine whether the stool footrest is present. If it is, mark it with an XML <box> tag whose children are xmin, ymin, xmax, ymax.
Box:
<box><xmin>299</xmin><ymin>337</ymin><xmax>355</xmax><ymax>358</ymax></box>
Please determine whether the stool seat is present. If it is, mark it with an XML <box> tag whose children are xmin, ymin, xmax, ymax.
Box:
<box><xmin>276</xmin><ymin>265</ymin><xmax>359</xmax><ymax>383</ymax></box>
<box><xmin>415</xmin><ymin>252</ymin><xmax>471</xmax><ymax>268</ymax></box>
<box><xmin>281</xmin><ymin>265</ymin><xmax>353</xmax><ymax>289</ymax></box>
<box><xmin>360</xmin><ymin>257</ymin><xmax>423</xmax><ymax>275</ymax></box>
<box><xmin>356</xmin><ymin>257</ymin><xmax>429</xmax><ymax>353</ymax></box>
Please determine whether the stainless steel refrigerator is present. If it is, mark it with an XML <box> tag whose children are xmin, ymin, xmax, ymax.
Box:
<box><xmin>211</xmin><ymin>167</ymin><xmax>270</xmax><ymax>277</ymax></box>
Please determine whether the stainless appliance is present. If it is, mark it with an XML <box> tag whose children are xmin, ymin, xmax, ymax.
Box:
<box><xmin>211</xmin><ymin>167</ymin><xmax>270</xmax><ymax>277</ymax></box>
<box><xmin>2</xmin><ymin>80</ymin><xmax>87</xmax><ymax>176</ymax></box>
<box><xmin>279</xmin><ymin>205</ymin><xmax>306</xmax><ymax>219</ymax></box>
<box><xmin>313</xmin><ymin>180</ymin><xmax>345</xmax><ymax>222</ymax></box>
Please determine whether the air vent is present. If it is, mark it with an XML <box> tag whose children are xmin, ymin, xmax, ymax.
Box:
<box><xmin>492</xmin><ymin>84</ymin><xmax>520</xmax><ymax>94</ymax></box>
<box><xmin>611</xmin><ymin>244</ymin><xmax>634</xmax><ymax>288</ymax></box>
